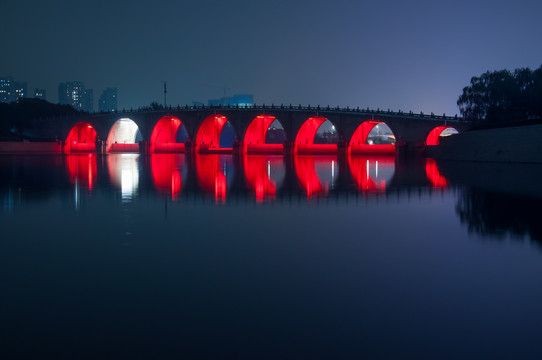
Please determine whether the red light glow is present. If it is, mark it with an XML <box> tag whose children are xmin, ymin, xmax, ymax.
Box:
<box><xmin>150</xmin><ymin>154</ymin><xmax>185</xmax><ymax>200</ymax></box>
<box><xmin>66</xmin><ymin>154</ymin><xmax>97</xmax><ymax>191</ymax></box>
<box><xmin>294</xmin><ymin>155</ymin><xmax>337</xmax><ymax>198</ymax></box>
<box><xmin>295</xmin><ymin>117</ymin><xmax>337</xmax><ymax>155</ymax></box>
<box><xmin>244</xmin><ymin>155</ymin><xmax>284</xmax><ymax>202</ymax></box>
<box><xmin>425</xmin><ymin>158</ymin><xmax>447</xmax><ymax>188</ymax></box>
<box><xmin>65</xmin><ymin>122</ymin><xmax>97</xmax><ymax>153</ymax></box>
<box><xmin>150</xmin><ymin>116</ymin><xmax>185</xmax><ymax>153</ymax></box>
<box><xmin>195</xmin><ymin>115</ymin><xmax>231</xmax><ymax>153</ymax></box>
<box><xmin>195</xmin><ymin>154</ymin><xmax>232</xmax><ymax>204</ymax></box>
<box><xmin>349</xmin><ymin>121</ymin><xmax>395</xmax><ymax>155</ymax></box>
<box><xmin>426</xmin><ymin>126</ymin><xmax>457</xmax><ymax>146</ymax></box>
<box><xmin>349</xmin><ymin>155</ymin><xmax>395</xmax><ymax>192</ymax></box>
<box><xmin>243</xmin><ymin>115</ymin><xmax>284</xmax><ymax>154</ymax></box>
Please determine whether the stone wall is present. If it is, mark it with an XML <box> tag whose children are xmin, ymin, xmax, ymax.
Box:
<box><xmin>436</xmin><ymin>124</ymin><xmax>542</xmax><ymax>163</ymax></box>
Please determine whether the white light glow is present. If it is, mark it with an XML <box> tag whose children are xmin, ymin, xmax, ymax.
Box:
<box><xmin>106</xmin><ymin>118</ymin><xmax>140</xmax><ymax>151</ymax></box>
<box><xmin>107</xmin><ymin>154</ymin><xmax>140</xmax><ymax>202</ymax></box>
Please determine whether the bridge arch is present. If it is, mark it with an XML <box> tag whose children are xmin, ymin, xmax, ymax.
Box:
<box><xmin>426</xmin><ymin>126</ymin><xmax>458</xmax><ymax>146</ymax></box>
<box><xmin>295</xmin><ymin>117</ymin><xmax>338</xmax><ymax>155</ymax></box>
<box><xmin>106</xmin><ymin>118</ymin><xmax>141</xmax><ymax>153</ymax></box>
<box><xmin>195</xmin><ymin>114</ymin><xmax>236</xmax><ymax>153</ymax></box>
<box><xmin>65</xmin><ymin>122</ymin><xmax>97</xmax><ymax>153</ymax></box>
<box><xmin>349</xmin><ymin>120</ymin><xmax>396</xmax><ymax>155</ymax></box>
<box><xmin>150</xmin><ymin>116</ymin><xmax>187</xmax><ymax>153</ymax></box>
<box><xmin>243</xmin><ymin>115</ymin><xmax>285</xmax><ymax>154</ymax></box>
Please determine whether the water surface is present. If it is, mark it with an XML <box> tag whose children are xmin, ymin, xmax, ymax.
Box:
<box><xmin>1</xmin><ymin>154</ymin><xmax>541</xmax><ymax>359</ymax></box>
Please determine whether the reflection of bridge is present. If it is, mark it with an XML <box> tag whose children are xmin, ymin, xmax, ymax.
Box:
<box><xmin>36</xmin><ymin>106</ymin><xmax>467</xmax><ymax>156</ymax></box>
<box><xmin>61</xmin><ymin>153</ymin><xmax>448</xmax><ymax>204</ymax></box>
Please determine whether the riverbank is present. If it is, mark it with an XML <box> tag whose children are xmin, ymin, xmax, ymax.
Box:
<box><xmin>436</xmin><ymin>124</ymin><xmax>542</xmax><ymax>163</ymax></box>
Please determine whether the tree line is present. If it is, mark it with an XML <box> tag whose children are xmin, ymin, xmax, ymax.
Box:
<box><xmin>457</xmin><ymin>65</ymin><xmax>542</xmax><ymax>127</ymax></box>
<box><xmin>0</xmin><ymin>98</ymin><xmax>82</xmax><ymax>139</ymax></box>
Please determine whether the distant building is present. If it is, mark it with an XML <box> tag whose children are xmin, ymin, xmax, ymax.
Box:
<box><xmin>98</xmin><ymin>87</ymin><xmax>117</xmax><ymax>112</ymax></box>
<box><xmin>208</xmin><ymin>94</ymin><xmax>254</xmax><ymax>107</ymax></box>
<box><xmin>58</xmin><ymin>81</ymin><xmax>93</xmax><ymax>112</ymax></box>
<box><xmin>0</xmin><ymin>76</ymin><xmax>27</xmax><ymax>103</ymax></box>
<box><xmin>34</xmin><ymin>88</ymin><xmax>46</xmax><ymax>99</ymax></box>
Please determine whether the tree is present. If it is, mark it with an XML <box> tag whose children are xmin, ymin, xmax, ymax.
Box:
<box><xmin>457</xmin><ymin>65</ymin><xmax>542</xmax><ymax>126</ymax></box>
<box><xmin>149</xmin><ymin>101</ymin><xmax>164</xmax><ymax>111</ymax></box>
<box><xmin>0</xmin><ymin>98</ymin><xmax>80</xmax><ymax>138</ymax></box>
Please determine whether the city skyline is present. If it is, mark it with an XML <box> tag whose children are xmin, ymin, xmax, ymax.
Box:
<box><xmin>1</xmin><ymin>0</ymin><xmax>542</xmax><ymax>116</ymax></box>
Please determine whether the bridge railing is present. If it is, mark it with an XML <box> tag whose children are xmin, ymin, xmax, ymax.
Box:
<box><xmin>107</xmin><ymin>103</ymin><xmax>462</xmax><ymax>122</ymax></box>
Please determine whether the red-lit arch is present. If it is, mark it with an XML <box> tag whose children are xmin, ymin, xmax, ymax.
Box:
<box><xmin>195</xmin><ymin>114</ymin><xmax>231</xmax><ymax>153</ymax></box>
<box><xmin>65</xmin><ymin>122</ymin><xmax>97</xmax><ymax>153</ymax></box>
<box><xmin>244</xmin><ymin>155</ymin><xmax>285</xmax><ymax>202</ymax></box>
<box><xmin>150</xmin><ymin>154</ymin><xmax>185</xmax><ymax>200</ymax></box>
<box><xmin>425</xmin><ymin>158</ymin><xmax>447</xmax><ymax>188</ymax></box>
<box><xmin>66</xmin><ymin>154</ymin><xmax>97</xmax><ymax>191</ymax></box>
<box><xmin>294</xmin><ymin>155</ymin><xmax>338</xmax><ymax>198</ymax></box>
<box><xmin>295</xmin><ymin>117</ymin><xmax>338</xmax><ymax>155</ymax></box>
<box><xmin>150</xmin><ymin>116</ymin><xmax>185</xmax><ymax>153</ymax></box>
<box><xmin>243</xmin><ymin>115</ymin><xmax>284</xmax><ymax>154</ymax></box>
<box><xmin>349</xmin><ymin>121</ymin><xmax>395</xmax><ymax>155</ymax></box>
<box><xmin>426</xmin><ymin>126</ymin><xmax>458</xmax><ymax>146</ymax></box>
<box><xmin>349</xmin><ymin>154</ymin><xmax>395</xmax><ymax>192</ymax></box>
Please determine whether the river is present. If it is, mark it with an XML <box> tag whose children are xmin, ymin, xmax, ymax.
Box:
<box><xmin>1</xmin><ymin>153</ymin><xmax>541</xmax><ymax>358</ymax></box>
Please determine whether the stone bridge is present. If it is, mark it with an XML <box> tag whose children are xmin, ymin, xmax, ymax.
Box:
<box><xmin>36</xmin><ymin>105</ymin><xmax>468</xmax><ymax>155</ymax></box>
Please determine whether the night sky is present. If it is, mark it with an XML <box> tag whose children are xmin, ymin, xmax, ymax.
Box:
<box><xmin>1</xmin><ymin>0</ymin><xmax>541</xmax><ymax>115</ymax></box>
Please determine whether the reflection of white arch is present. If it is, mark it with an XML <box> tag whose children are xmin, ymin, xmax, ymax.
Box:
<box><xmin>106</xmin><ymin>118</ymin><xmax>140</xmax><ymax>151</ymax></box>
<box><xmin>107</xmin><ymin>154</ymin><xmax>140</xmax><ymax>202</ymax></box>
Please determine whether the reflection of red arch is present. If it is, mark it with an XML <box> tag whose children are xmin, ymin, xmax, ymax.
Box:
<box><xmin>349</xmin><ymin>121</ymin><xmax>395</xmax><ymax>155</ymax></box>
<box><xmin>243</xmin><ymin>115</ymin><xmax>284</xmax><ymax>154</ymax></box>
<box><xmin>195</xmin><ymin>154</ymin><xmax>229</xmax><ymax>203</ymax></box>
<box><xmin>425</xmin><ymin>159</ymin><xmax>447</xmax><ymax>188</ymax></box>
<box><xmin>295</xmin><ymin>117</ymin><xmax>337</xmax><ymax>155</ymax></box>
<box><xmin>150</xmin><ymin>154</ymin><xmax>184</xmax><ymax>200</ymax></box>
<box><xmin>426</xmin><ymin>126</ymin><xmax>456</xmax><ymax>146</ymax></box>
<box><xmin>66</xmin><ymin>154</ymin><xmax>97</xmax><ymax>190</ymax></box>
<box><xmin>349</xmin><ymin>154</ymin><xmax>394</xmax><ymax>192</ymax></box>
<box><xmin>195</xmin><ymin>115</ymin><xmax>231</xmax><ymax>153</ymax></box>
<box><xmin>244</xmin><ymin>155</ymin><xmax>282</xmax><ymax>202</ymax></box>
<box><xmin>65</xmin><ymin>122</ymin><xmax>97</xmax><ymax>153</ymax></box>
<box><xmin>150</xmin><ymin>116</ymin><xmax>185</xmax><ymax>153</ymax></box>
<box><xmin>295</xmin><ymin>155</ymin><xmax>337</xmax><ymax>198</ymax></box>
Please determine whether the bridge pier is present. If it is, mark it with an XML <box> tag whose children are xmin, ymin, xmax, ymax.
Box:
<box><xmin>284</xmin><ymin>141</ymin><xmax>294</xmax><ymax>156</ymax></box>
<box><xmin>140</xmin><ymin>141</ymin><xmax>150</xmax><ymax>154</ymax></box>
<box><xmin>395</xmin><ymin>140</ymin><xmax>426</xmax><ymax>158</ymax></box>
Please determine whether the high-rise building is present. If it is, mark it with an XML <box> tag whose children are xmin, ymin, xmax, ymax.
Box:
<box><xmin>58</xmin><ymin>81</ymin><xmax>93</xmax><ymax>112</ymax></box>
<box><xmin>34</xmin><ymin>88</ymin><xmax>46</xmax><ymax>99</ymax></box>
<box><xmin>98</xmin><ymin>87</ymin><xmax>117</xmax><ymax>112</ymax></box>
<box><xmin>0</xmin><ymin>77</ymin><xmax>27</xmax><ymax>103</ymax></box>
